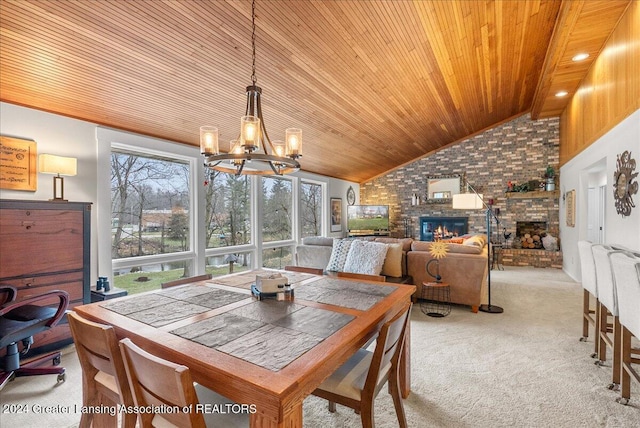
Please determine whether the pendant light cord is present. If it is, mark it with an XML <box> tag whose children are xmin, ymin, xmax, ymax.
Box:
<box><xmin>251</xmin><ymin>0</ymin><xmax>257</xmax><ymax>85</ymax></box>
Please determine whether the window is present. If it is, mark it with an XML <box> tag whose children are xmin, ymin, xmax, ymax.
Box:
<box><xmin>262</xmin><ymin>246</ymin><xmax>293</xmax><ymax>270</ymax></box>
<box><xmin>206</xmin><ymin>252</ymin><xmax>253</xmax><ymax>277</ymax></box>
<box><xmin>101</xmin><ymin>129</ymin><xmax>348</xmax><ymax>295</ymax></box>
<box><xmin>110</xmin><ymin>149</ymin><xmax>194</xmax><ymax>294</ymax></box>
<box><xmin>300</xmin><ymin>181</ymin><xmax>323</xmax><ymax>237</ymax></box>
<box><xmin>262</xmin><ymin>176</ymin><xmax>292</xmax><ymax>242</ymax></box>
<box><xmin>204</xmin><ymin>170</ymin><xmax>251</xmax><ymax>248</ymax></box>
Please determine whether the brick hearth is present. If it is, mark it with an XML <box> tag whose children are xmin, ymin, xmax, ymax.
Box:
<box><xmin>500</xmin><ymin>248</ymin><xmax>563</xmax><ymax>269</ymax></box>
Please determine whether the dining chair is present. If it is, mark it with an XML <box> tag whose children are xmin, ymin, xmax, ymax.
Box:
<box><xmin>161</xmin><ymin>274</ymin><xmax>212</xmax><ymax>289</ymax></box>
<box><xmin>577</xmin><ymin>240</ymin><xmax>598</xmax><ymax>354</ymax></box>
<box><xmin>119</xmin><ymin>338</ymin><xmax>248</xmax><ymax>428</ymax></box>
<box><xmin>336</xmin><ymin>271</ymin><xmax>386</xmax><ymax>282</ymax></box>
<box><xmin>67</xmin><ymin>311</ymin><xmax>137</xmax><ymax>428</ymax></box>
<box><xmin>284</xmin><ymin>265</ymin><xmax>324</xmax><ymax>275</ymax></box>
<box><xmin>591</xmin><ymin>244</ymin><xmax>627</xmax><ymax>391</ymax></box>
<box><xmin>609</xmin><ymin>250</ymin><xmax>640</xmax><ymax>405</ymax></box>
<box><xmin>312</xmin><ymin>301</ymin><xmax>412</xmax><ymax>428</ymax></box>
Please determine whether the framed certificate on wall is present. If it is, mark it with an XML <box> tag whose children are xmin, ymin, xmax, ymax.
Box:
<box><xmin>0</xmin><ymin>136</ymin><xmax>37</xmax><ymax>191</ymax></box>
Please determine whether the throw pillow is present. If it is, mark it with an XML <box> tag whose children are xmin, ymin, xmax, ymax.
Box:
<box><xmin>343</xmin><ymin>240</ymin><xmax>388</xmax><ymax>275</ymax></box>
<box><xmin>463</xmin><ymin>235</ymin><xmax>487</xmax><ymax>248</ymax></box>
<box><xmin>326</xmin><ymin>239</ymin><xmax>353</xmax><ymax>272</ymax></box>
<box><xmin>444</xmin><ymin>238</ymin><xmax>464</xmax><ymax>244</ymax></box>
<box><xmin>446</xmin><ymin>243</ymin><xmax>483</xmax><ymax>255</ymax></box>
<box><xmin>381</xmin><ymin>243</ymin><xmax>403</xmax><ymax>277</ymax></box>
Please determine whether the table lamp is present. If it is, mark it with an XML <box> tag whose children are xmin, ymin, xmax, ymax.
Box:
<box><xmin>38</xmin><ymin>154</ymin><xmax>77</xmax><ymax>201</ymax></box>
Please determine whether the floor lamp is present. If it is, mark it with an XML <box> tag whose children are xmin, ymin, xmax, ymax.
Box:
<box><xmin>452</xmin><ymin>180</ymin><xmax>504</xmax><ymax>314</ymax></box>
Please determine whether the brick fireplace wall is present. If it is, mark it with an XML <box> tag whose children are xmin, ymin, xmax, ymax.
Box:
<box><xmin>360</xmin><ymin>113</ymin><xmax>561</xmax><ymax>267</ymax></box>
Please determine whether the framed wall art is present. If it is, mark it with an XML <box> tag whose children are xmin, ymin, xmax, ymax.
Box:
<box><xmin>613</xmin><ymin>150</ymin><xmax>638</xmax><ymax>217</ymax></box>
<box><xmin>565</xmin><ymin>189</ymin><xmax>575</xmax><ymax>227</ymax></box>
<box><xmin>330</xmin><ymin>197</ymin><xmax>342</xmax><ymax>232</ymax></box>
<box><xmin>0</xmin><ymin>136</ymin><xmax>37</xmax><ymax>191</ymax></box>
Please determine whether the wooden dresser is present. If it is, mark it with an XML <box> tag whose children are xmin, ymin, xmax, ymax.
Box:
<box><xmin>0</xmin><ymin>199</ymin><xmax>91</xmax><ymax>355</ymax></box>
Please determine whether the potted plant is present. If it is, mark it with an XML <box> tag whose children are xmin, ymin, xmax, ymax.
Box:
<box><xmin>543</xmin><ymin>165</ymin><xmax>555</xmax><ymax>191</ymax></box>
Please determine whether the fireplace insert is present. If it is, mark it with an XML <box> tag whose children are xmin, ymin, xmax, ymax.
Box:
<box><xmin>420</xmin><ymin>216</ymin><xmax>468</xmax><ymax>241</ymax></box>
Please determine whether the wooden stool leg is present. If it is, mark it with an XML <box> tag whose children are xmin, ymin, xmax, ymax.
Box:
<box><xmin>618</xmin><ymin>326</ymin><xmax>632</xmax><ymax>405</ymax></box>
<box><xmin>609</xmin><ymin>317</ymin><xmax>621</xmax><ymax>390</ymax></box>
<box><xmin>597</xmin><ymin>302</ymin><xmax>607</xmax><ymax>363</ymax></box>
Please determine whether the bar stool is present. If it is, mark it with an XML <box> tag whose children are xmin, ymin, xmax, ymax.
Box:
<box><xmin>577</xmin><ymin>241</ymin><xmax>598</xmax><ymax>357</ymax></box>
<box><xmin>592</xmin><ymin>245</ymin><xmax>625</xmax><ymax>390</ymax></box>
<box><xmin>609</xmin><ymin>250</ymin><xmax>640</xmax><ymax>405</ymax></box>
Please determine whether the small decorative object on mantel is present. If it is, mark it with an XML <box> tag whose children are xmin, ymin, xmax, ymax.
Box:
<box><xmin>613</xmin><ymin>150</ymin><xmax>638</xmax><ymax>217</ymax></box>
<box><xmin>543</xmin><ymin>165</ymin><xmax>556</xmax><ymax>192</ymax></box>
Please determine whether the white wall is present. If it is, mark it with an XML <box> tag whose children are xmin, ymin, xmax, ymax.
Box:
<box><xmin>560</xmin><ymin>109</ymin><xmax>640</xmax><ymax>281</ymax></box>
<box><xmin>1</xmin><ymin>102</ymin><xmax>357</xmax><ymax>282</ymax></box>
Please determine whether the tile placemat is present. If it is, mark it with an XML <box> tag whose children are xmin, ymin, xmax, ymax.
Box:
<box><xmin>101</xmin><ymin>285</ymin><xmax>249</xmax><ymax>327</ymax></box>
<box><xmin>170</xmin><ymin>300</ymin><xmax>354</xmax><ymax>371</ymax></box>
<box><xmin>294</xmin><ymin>277</ymin><xmax>396</xmax><ymax>311</ymax></box>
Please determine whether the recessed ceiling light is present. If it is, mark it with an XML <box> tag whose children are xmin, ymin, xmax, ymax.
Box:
<box><xmin>572</xmin><ymin>53</ymin><xmax>590</xmax><ymax>62</ymax></box>
<box><xmin>555</xmin><ymin>91</ymin><xmax>568</xmax><ymax>97</ymax></box>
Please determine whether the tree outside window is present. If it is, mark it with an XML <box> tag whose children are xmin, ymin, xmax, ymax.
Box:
<box><xmin>262</xmin><ymin>176</ymin><xmax>292</xmax><ymax>242</ymax></box>
<box><xmin>301</xmin><ymin>181</ymin><xmax>322</xmax><ymax>237</ymax></box>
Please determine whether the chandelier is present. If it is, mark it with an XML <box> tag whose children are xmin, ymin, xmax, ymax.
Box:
<box><xmin>200</xmin><ymin>0</ymin><xmax>301</xmax><ymax>176</ymax></box>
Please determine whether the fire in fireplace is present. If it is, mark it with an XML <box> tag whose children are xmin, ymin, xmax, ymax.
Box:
<box><xmin>515</xmin><ymin>221</ymin><xmax>547</xmax><ymax>249</ymax></box>
<box><xmin>420</xmin><ymin>217</ymin><xmax>468</xmax><ymax>241</ymax></box>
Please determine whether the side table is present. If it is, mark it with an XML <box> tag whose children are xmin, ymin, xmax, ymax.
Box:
<box><xmin>420</xmin><ymin>281</ymin><xmax>451</xmax><ymax>317</ymax></box>
<box><xmin>90</xmin><ymin>287</ymin><xmax>128</xmax><ymax>302</ymax></box>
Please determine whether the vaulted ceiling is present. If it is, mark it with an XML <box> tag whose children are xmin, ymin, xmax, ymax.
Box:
<box><xmin>0</xmin><ymin>0</ymin><xmax>631</xmax><ymax>182</ymax></box>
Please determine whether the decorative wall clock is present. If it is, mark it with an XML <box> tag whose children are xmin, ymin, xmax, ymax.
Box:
<box><xmin>613</xmin><ymin>150</ymin><xmax>638</xmax><ymax>217</ymax></box>
<box><xmin>346</xmin><ymin>186</ymin><xmax>356</xmax><ymax>205</ymax></box>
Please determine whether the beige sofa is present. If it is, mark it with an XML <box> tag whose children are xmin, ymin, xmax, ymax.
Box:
<box><xmin>295</xmin><ymin>236</ymin><xmax>413</xmax><ymax>282</ymax></box>
<box><xmin>407</xmin><ymin>239</ymin><xmax>488</xmax><ymax>313</ymax></box>
<box><xmin>295</xmin><ymin>235</ymin><xmax>489</xmax><ymax>312</ymax></box>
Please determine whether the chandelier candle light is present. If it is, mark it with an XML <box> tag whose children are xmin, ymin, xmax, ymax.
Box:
<box><xmin>200</xmin><ymin>0</ymin><xmax>301</xmax><ymax>176</ymax></box>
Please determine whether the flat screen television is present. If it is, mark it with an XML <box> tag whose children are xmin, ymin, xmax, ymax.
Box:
<box><xmin>347</xmin><ymin>205</ymin><xmax>389</xmax><ymax>232</ymax></box>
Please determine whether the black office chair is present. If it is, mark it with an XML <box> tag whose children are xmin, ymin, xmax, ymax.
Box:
<box><xmin>0</xmin><ymin>286</ymin><xmax>69</xmax><ymax>390</ymax></box>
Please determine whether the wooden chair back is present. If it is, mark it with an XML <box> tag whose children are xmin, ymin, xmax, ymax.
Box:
<box><xmin>161</xmin><ymin>274</ymin><xmax>212</xmax><ymax>289</ymax></box>
<box><xmin>67</xmin><ymin>311</ymin><xmax>136</xmax><ymax>428</ymax></box>
<box><xmin>284</xmin><ymin>265</ymin><xmax>324</xmax><ymax>275</ymax></box>
<box><xmin>365</xmin><ymin>302</ymin><xmax>411</xmax><ymax>394</ymax></box>
<box><xmin>119</xmin><ymin>338</ymin><xmax>205</xmax><ymax>428</ymax></box>
<box><xmin>337</xmin><ymin>271</ymin><xmax>385</xmax><ymax>282</ymax></box>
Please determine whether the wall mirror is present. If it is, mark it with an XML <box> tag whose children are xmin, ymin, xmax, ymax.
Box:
<box><xmin>426</xmin><ymin>175</ymin><xmax>462</xmax><ymax>203</ymax></box>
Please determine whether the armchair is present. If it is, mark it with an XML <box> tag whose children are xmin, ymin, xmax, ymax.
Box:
<box><xmin>0</xmin><ymin>286</ymin><xmax>69</xmax><ymax>390</ymax></box>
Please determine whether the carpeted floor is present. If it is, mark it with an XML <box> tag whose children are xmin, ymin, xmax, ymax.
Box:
<box><xmin>1</xmin><ymin>267</ymin><xmax>638</xmax><ymax>427</ymax></box>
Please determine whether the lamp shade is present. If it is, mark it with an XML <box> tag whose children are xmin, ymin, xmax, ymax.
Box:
<box><xmin>452</xmin><ymin>193</ymin><xmax>484</xmax><ymax>210</ymax></box>
<box><xmin>38</xmin><ymin>154</ymin><xmax>77</xmax><ymax>176</ymax></box>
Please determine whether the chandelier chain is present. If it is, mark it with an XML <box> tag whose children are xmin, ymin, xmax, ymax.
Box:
<box><xmin>251</xmin><ymin>0</ymin><xmax>257</xmax><ymax>85</ymax></box>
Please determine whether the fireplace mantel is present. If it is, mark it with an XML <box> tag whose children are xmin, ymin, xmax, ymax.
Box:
<box><xmin>505</xmin><ymin>190</ymin><xmax>559</xmax><ymax>200</ymax></box>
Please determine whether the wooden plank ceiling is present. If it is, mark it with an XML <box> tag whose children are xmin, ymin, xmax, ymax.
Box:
<box><xmin>0</xmin><ymin>0</ymin><xmax>630</xmax><ymax>183</ymax></box>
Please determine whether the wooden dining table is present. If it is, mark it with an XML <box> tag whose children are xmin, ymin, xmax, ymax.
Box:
<box><xmin>74</xmin><ymin>269</ymin><xmax>415</xmax><ymax>428</ymax></box>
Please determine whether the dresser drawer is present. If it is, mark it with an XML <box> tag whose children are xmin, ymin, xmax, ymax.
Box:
<box><xmin>0</xmin><ymin>208</ymin><xmax>84</xmax><ymax>278</ymax></box>
<box><xmin>9</xmin><ymin>271</ymin><xmax>85</xmax><ymax>304</ymax></box>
